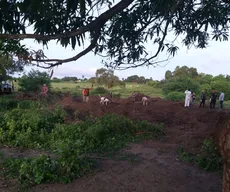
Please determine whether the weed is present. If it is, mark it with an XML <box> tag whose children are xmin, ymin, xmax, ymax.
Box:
<box><xmin>177</xmin><ymin>139</ymin><xmax>223</xmax><ymax>172</ymax></box>
<box><xmin>177</xmin><ymin>147</ymin><xmax>194</xmax><ymax>163</ymax></box>
<box><xmin>196</xmin><ymin>139</ymin><xmax>223</xmax><ymax>171</ymax></box>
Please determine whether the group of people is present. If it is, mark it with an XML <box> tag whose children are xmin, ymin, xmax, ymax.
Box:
<box><xmin>184</xmin><ymin>89</ymin><xmax>225</xmax><ymax>109</ymax></box>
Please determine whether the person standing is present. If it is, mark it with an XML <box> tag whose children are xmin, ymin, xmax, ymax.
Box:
<box><xmin>184</xmin><ymin>89</ymin><xmax>192</xmax><ymax>107</ymax></box>
<box><xmin>82</xmin><ymin>88</ymin><xmax>91</xmax><ymax>103</ymax></box>
<box><xmin>109</xmin><ymin>91</ymin><xmax>113</xmax><ymax>99</ymax></box>
<box><xmin>210</xmin><ymin>90</ymin><xmax>217</xmax><ymax>109</ymax></box>
<box><xmin>199</xmin><ymin>90</ymin><xmax>206</xmax><ymax>108</ymax></box>
<box><xmin>191</xmin><ymin>92</ymin><xmax>196</xmax><ymax>105</ymax></box>
<box><xmin>219</xmin><ymin>91</ymin><xmax>225</xmax><ymax>109</ymax></box>
<box><xmin>131</xmin><ymin>91</ymin><xmax>137</xmax><ymax>102</ymax></box>
<box><xmin>41</xmin><ymin>84</ymin><xmax>48</xmax><ymax>97</ymax></box>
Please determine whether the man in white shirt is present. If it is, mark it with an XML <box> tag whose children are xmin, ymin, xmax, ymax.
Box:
<box><xmin>219</xmin><ymin>91</ymin><xmax>225</xmax><ymax>109</ymax></box>
<box><xmin>184</xmin><ymin>89</ymin><xmax>192</xmax><ymax>107</ymax></box>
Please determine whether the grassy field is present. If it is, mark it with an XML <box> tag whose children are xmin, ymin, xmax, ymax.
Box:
<box><xmin>51</xmin><ymin>82</ymin><xmax>163</xmax><ymax>98</ymax></box>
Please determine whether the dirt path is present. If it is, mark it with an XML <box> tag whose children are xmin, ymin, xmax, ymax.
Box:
<box><xmin>32</xmin><ymin>142</ymin><xmax>221</xmax><ymax>192</ymax></box>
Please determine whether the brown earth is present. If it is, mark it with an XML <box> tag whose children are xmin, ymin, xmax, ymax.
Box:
<box><xmin>1</xmin><ymin>93</ymin><xmax>229</xmax><ymax>192</ymax></box>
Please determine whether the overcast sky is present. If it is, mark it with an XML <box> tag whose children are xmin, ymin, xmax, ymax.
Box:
<box><xmin>20</xmin><ymin>4</ymin><xmax>230</xmax><ymax>81</ymax></box>
<box><xmin>21</xmin><ymin>35</ymin><xmax>230</xmax><ymax>81</ymax></box>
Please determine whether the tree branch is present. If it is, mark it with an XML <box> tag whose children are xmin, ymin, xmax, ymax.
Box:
<box><xmin>33</xmin><ymin>28</ymin><xmax>102</xmax><ymax>69</ymax></box>
<box><xmin>0</xmin><ymin>0</ymin><xmax>134</xmax><ymax>41</ymax></box>
<box><xmin>112</xmin><ymin>18</ymin><xmax>171</xmax><ymax>70</ymax></box>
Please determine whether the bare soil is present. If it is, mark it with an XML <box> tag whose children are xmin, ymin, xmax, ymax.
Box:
<box><xmin>1</xmin><ymin>93</ymin><xmax>228</xmax><ymax>192</ymax></box>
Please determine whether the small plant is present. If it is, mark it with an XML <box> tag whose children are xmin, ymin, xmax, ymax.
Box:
<box><xmin>177</xmin><ymin>139</ymin><xmax>223</xmax><ymax>172</ymax></box>
<box><xmin>196</xmin><ymin>139</ymin><xmax>223</xmax><ymax>171</ymax></box>
<box><xmin>177</xmin><ymin>147</ymin><xmax>194</xmax><ymax>163</ymax></box>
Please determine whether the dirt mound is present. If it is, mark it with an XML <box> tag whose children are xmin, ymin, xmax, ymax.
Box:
<box><xmin>57</xmin><ymin>93</ymin><xmax>229</xmax><ymax>153</ymax></box>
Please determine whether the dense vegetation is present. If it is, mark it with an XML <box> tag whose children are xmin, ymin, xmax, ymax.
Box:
<box><xmin>0</xmin><ymin>96</ymin><xmax>164</xmax><ymax>188</ymax></box>
<box><xmin>18</xmin><ymin>69</ymin><xmax>51</xmax><ymax>92</ymax></box>
<box><xmin>150</xmin><ymin>66</ymin><xmax>230</xmax><ymax>101</ymax></box>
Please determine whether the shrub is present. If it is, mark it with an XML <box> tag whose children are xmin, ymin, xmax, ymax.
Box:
<box><xmin>165</xmin><ymin>92</ymin><xmax>185</xmax><ymax>101</ymax></box>
<box><xmin>18</xmin><ymin>69</ymin><xmax>51</xmax><ymax>92</ymax></box>
<box><xmin>0</xmin><ymin>108</ymin><xmax>164</xmax><ymax>187</ymax></box>
<box><xmin>162</xmin><ymin>76</ymin><xmax>200</xmax><ymax>95</ymax></box>
<box><xmin>196</xmin><ymin>139</ymin><xmax>223</xmax><ymax>171</ymax></box>
<box><xmin>91</xmin><ymin>87</ymin><xmax>110</xmax><ymax>95</ymax></box>
<box><xmin>0</xmin><ymin>97</ymin><xmax>18</xmax><ymax>111</ymax></box>
<box><xmin>177</xmin><ymin>139</ymin><xmax>223</xmax><ymax>172</ymax></box>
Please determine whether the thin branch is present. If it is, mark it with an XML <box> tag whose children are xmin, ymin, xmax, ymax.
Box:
<box><xmin>34</xmin><ymin>29</ymin><xmax>101</xmax><ymax>69</ymax></box>
<box><xmin>114</xmin><ymin>56</ymin><xmax>172</xmax><ymax>70</ymax></box>
<box><xmin>137</xmin><ymin>18</ymin><xmax>171</xmax><ymax>67</ymax></box>
<box><xmin>0</xmin><ymin>0</ymin><xmax>134</xmax><ymax>41</ymax></box>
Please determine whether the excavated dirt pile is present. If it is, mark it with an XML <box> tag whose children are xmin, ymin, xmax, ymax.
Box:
<box><xmin>58</xmin><ymin>93</ymin><xmax>228</xmax><ymax>153</ymax></box>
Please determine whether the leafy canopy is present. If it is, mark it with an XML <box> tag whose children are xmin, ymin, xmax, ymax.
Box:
<box><xmin>0</xmin><ymin>0</ymin><xmax>229</xmax><ymax>69</ymax></box>
<box><xmin>0</xmin><ymin>39</ymin><xmax>28</xmax><ymax>77</ymax></box>
<box><xmin>18</xmin><ymin>69</ymin><xmax>51</xmax><ymax>92</ymax></box>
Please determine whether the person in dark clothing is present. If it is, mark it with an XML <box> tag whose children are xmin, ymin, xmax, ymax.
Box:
<box><xmin>199</xmin><ymin>90</ymin><xmax>206</xmax><ymax>107</ymax></box>
<box><xmin>210</xmin><ymin>90</ymin><xmax>217</xmax><ymax>109</ymax></box>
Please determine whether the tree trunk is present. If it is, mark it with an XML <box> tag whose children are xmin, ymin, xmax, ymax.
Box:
<box><xmin>218</xmin><ymin>119</ymin><xmax>230</xmax><ymax>192</ymax></box>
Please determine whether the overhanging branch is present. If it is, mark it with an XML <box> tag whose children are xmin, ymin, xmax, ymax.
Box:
<box><xmin>33</xmin><ymin>28</ymin><xmax>102</xmax><ymax>69</ymax></box>
<box><xmin>0</xmin><ymin>0</ymin><xmax>134</xmax><ymax>41</ymax></box>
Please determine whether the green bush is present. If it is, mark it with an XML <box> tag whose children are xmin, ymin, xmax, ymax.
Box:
<box><xmin>91</xmin><ymin>87</ymin><xmax>110</xmax><ymax>95</ymax></box>
<box><xmin>177</xmin><ymin>139</ymin><xmax>223</xmax><ymax>172</ymax></box>
<box><xmin>162</xmin><ymin>76</ymin><xmax>200</xmax><ymax>95</ymax></box>
<box><xmin>0</xmin><ymin>97</ymin><xmax>18</xmax><ymax>111</ymax></box>
<box><xmin>0</xmin><ymin>110</ymin><xmax>164</xmax><ymax>186</ymax></box>
<box><xmin>113</xmin><ymin>93</ymin><xmax>121</xmax><ymax>98</ymax></box>
<box><xmin>165</xmin><ymin>92</ymin><xmax>185</xmax><ymax>101</ymax></box>
<box><xmin>0</xmin><ymin>105</ymin><xmax>66</xmax><ymax>147</ymax></box>
<box><xmin>196</xmin><ymin>139</ymin><xmax>222</xmax><ymax>171</ymax></box>
<box><xmin>18</xmin><ymin>69</ymin><xmax>51</xmax><ymax>92</ymax></box>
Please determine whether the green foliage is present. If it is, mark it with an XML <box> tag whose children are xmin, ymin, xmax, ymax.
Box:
<box><xmin>163</xmin><ymin>66</ymin><xmax>230</xmax><ymax>101</ymax></box>
<box><xmin>196</xmin><ymin>139</ymin><xmax>223</xmax><ymax>172</ymax></box>
<box><xmin>147</xmin><ymin>80</ymin><xmax>156</xmax><ymax>87</ymax></box>
<box><xmin>18</xmin><ymin>69</ymin><xmax>51</xmax><ymax>92</ymax></box>
<box><xmin>162</xmin><ymin>76</ymin><xmax>200</xmax><ymax>95</ymax></box>
<box><xmin>0</xmin><ymin>39</ymin><xmax>28</xmax><ymax>74</ymax></box>
<box><xmin>172</xmin><ymin>66</ymin><xmax>198</xmax><ymax>79</ymax></box>
<box><xmin>210</xmin><ymin>80</ymin><xmax>230</xmax><ymax>100</ymax></box>
<box><xmin>59</xmin><ymin>77</ymin><xmax>78</xmax><ymax>82</ymax></box>
<box><xmin>1</xmin><ymin>0</ymin><xmax>229</xmax><ymax>68</ymax></box>
<box><xmin>177</xmin><ymin>139</ymin><xmax>222</xmax><ymax>172</ymax></box>
<box><xmin>0</xmin><ymin>104</ymin><xmax>66</xmax><ymax>148</ymax></box>
<box><xmin>0</xmin><ymin>100</ymin><xmax>164</xmax><ymax>187</ymax></box>
<box><xmin>125</xmin><ymin>75</ymin><xmax>146</xmax><ymax>84</ymax></box>
<box><xmin>0</xmin><ymin>96</ymin><xmax>19</xmax><ymax>111</ymax></box>
<box><xmin>91</xmin><ymin>87</ymin><xmax>110</xmax><ymax>95</ymax></box>
<box><xmin>165</xmin><ymin>92</ymin><xmax>185</xmax><ymax>101</ymax></box>
<box><xmin>177</xmin><ymin>148</ymin><xmax>194</xmax><ymax>163</ymax></box>
<box><xmin>94</xmin><ymin>68</ymin><xmax>123</xmax><ymax>88</ymax></box>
